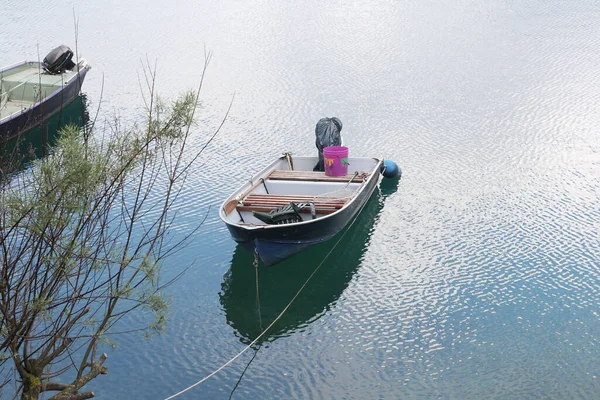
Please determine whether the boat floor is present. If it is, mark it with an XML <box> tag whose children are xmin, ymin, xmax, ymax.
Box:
<box><xmin>0</xmin><ymin>100</ymin><xmax>35</xmax><ymax>120</ymax></box>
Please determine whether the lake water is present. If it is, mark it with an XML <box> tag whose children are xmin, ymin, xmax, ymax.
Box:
<box><xmin>2</xmin><ymin>0</ymin><xmax>600</xmax><ymax>398</ymax></box>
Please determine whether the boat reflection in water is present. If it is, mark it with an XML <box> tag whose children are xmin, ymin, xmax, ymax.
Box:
<box><xmin>1</xmin><ymin>94</ymin><xmax>89</xmax><ymax>169</ymax></box>
<box><xmin>219</xmin><ymin>178</ymin><xmax>399</xmax><ymax>345</ymax></box>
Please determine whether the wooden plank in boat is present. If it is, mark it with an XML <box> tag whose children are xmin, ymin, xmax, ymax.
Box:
<box><xmin>223</xmin><ymin>200</ymin><xmax>239</xmax><ymax>215</ymax></box>
<box><xmin>269</xmin><ymin>170</ymin><xmax>367</xmax><ymax>183</ymax></box>
<box><xmin>236</xmin><ymin>205</ymin><xmax>338</xmax><ymax>215</ymax></box>
<box><xmin>223</xmin><ymin>171</ymin><xmax>276</xmax><ymax>215</ymax></box>
<box><xmin>243</xmin><ymin>200</ymin><xmax>345</xmax><ymax>208</ymax></box>
<box><xmin>243</xmin><ymin>201</ymin><xmax>345</xmax><ymax>209</ymax></box>
<box><xmin>245</xmin><ymin>194</ymin><xmax>347</xmax><ymax>203</ymax></box>
<box><xmin>243</xmin><ymin>194</ymin><xmax>347</xmax><ymax>209</ymax></box>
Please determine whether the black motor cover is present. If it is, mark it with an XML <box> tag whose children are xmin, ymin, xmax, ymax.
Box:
<box><xmin>43</xmin><ymin>45</ymin><xmax>75</xmax><ymax>74</ymax></box>
<box><xmin>313</xmin><ymin>117</ymin><xmax>343</xmax><ymax>171</ymax></box>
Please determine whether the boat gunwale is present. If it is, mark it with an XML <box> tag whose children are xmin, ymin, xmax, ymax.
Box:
<box><xmin>0</xmin><ymin>60</ymin><xmax>29</xmax><ymax>75</ymax></box>
<box><xmin>219</xmin><ymin>155</ymin><xmax>382</xmax><ymax>231</ymax></box>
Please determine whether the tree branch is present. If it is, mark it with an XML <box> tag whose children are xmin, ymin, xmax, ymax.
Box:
<box><xmin>48</xmin><ymin>353</ymin><xmax>107</xmax><ymax>400</ymax></box>
<box><xmin>69</xmin><ymin>392</ymin><xmax>95</xmax><ymax>400</ymax></box>
<box><xmin>41</xmin><ymin>382</ymin><xmax>69</xmax><ymax>392</ymax></box>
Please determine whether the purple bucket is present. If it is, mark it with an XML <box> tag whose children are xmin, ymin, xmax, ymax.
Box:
<box><xmin>323</xmin><ymin>146</ymin><xmax>349</xmax><ymax>177</ymax></box>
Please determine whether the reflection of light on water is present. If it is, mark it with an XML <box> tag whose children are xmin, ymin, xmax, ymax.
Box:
<box><xmin>6</xmin><ymin>1</ymin><xmax>600</xmax><ymax>399</ymax></box>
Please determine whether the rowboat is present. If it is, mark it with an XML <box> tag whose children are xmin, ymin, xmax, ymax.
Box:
<box><xmin>0</xmin><ymin>46</ymin><xmax>90</xmax><ymax>141</ymax></box>
<box><xmin>220</xmin><ymin>154</ymin><xmax>397</xmax><ymax>266</ymax></box>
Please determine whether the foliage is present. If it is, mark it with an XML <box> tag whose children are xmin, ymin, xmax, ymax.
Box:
<box><xmin>0</xmin><ymin>56</ymin><xmax>228</xmax><ymax>399</ymax></box>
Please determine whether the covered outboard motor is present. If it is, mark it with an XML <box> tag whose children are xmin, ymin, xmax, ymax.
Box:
<box><xmin>313</xmin><ymin>117</ymin><xmax>343</xmax><ymax>171</ymax></box>
<box><xmin>43</xmin><ymin>45</ymin><xmax>75</xmax><ymax>74</ymax></box>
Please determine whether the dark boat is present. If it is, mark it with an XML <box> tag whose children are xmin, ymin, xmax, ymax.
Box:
<box><xmin>0</xmin><ymin>45</ymin><xmax>90</xmax><ymax>142</ymax></box>
<box><xmin>219</xmin><ymin>154</ymin><xmax>384</xmax><ymax>266</ymax></box>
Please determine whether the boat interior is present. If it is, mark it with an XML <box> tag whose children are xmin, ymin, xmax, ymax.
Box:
<box><xmin>0</xmin><ymin>62</ymin><xmax>79</xmax><ymax>121</ymax></box>
<box><xmin>221</xmin><ymin>156</ymin><xmax>380</xmax><ymax>226</ymax></box>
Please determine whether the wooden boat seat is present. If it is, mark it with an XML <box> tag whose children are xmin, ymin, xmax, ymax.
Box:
<box><xmin>243</xmin><ymin>194</ymin><xmax>347</xmax><ymax>207</ymax></box>
<box><xmin>235</xmin><ymin>193</ymin><xmax>348</xmax><ymax>215</ymax></box>
<box><xmin>236</xmin><ymin>205</ymin><xmax>338</xmax><ymax>215</ymax></box>
<box><xmin>269</xmin><ymin>170</ymin><xmax>367</xmax><ymax>183</ymax></box>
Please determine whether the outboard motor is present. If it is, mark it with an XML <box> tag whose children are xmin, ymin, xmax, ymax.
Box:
<box><xmin>43</xmin><ymin>45</ymin><xmax>75</xmax><ymax>74</ymax></box>
<box><xmin>313</xmin><ymin>117</ymin><xmax>343</xmax><ymax>171</ymax></box>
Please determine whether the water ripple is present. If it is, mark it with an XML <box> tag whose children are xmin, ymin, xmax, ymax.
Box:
<box><xmin>4</xmin><ymin>0</ymin><xmax>600</xmax><ymax>399</ymax></box>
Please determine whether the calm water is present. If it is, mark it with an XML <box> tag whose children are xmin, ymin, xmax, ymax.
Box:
<box><xmin>2</xmin><ymin>0</ymin><xmax>600</xmax><ymax>398</ymax></box>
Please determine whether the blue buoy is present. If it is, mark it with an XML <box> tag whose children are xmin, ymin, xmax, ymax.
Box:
<box><xmin>380</xmin><ymin>159</ymin><xmax>401</xmax><ymax>179</ymax></box>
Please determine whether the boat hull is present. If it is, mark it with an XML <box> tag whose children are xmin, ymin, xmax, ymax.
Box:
<box><xmin>0</xmin><ymin>63</ymin><xmax>90</xmax><ymax>141</ymax></box>
<box><xmin>225</xmin><ymin>168</ymin><xmax>381</xmax><ymax>266</ymax></box>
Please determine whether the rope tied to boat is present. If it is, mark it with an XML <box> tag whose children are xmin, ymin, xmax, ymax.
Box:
<box><xmin>283</xmin><ymin>152</ymin><xmax>294</xmax><ymax>170</ymax></box>
<box><xmin>164</xmin><ymin>207</ymin><xmax>365</xmax><ymax>399</ymax></box>
<box><xmin>309</xmin><ymin>171</ymin><xmax>369</xmax><ymax>202</ymax></box>
<box><xmin>253</xmin><ymin>248</ymin><xmax>263</xmax><ymax>332</ymax></box>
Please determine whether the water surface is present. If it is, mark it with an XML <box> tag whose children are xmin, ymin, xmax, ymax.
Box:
<box><xmin>2</xmin><ymin>0</ymin><xmax>600</xmax><ymax>398</ymax></box>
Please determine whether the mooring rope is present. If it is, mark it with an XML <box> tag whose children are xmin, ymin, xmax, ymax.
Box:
<box><xmin>228</xmin><ymin>344</ymin><xmax>261</xmax><ymax>400</ymax></box>
<box><xmin>254</xmin><ymin>248</ymin><xmax>263</xmax><ymax>332</ymax></box>
<box><xmin>229</xmin><ymin>253</ymin><xmax>263</xmax><ymax>400</ymax></box>
<box><xmin>312</xmin><ymin>172</ymin><xmax>369</xmax><ymax>201</ymax></box>
<box><xmin>163</xmin><ymin>211</ymin><xmax>363</xmax><ymax>399</ymax></box>
<box><xmin>228</xmin><ymin>251</ymin><xmax>265</xmax><ymax>399</ymax></box>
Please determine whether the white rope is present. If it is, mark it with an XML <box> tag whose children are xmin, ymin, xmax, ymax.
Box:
<box><xmin>311</xmin><ymin>172</ymin><xmax>369</xmax><ymax>201</ymax></box>
<box><xmin>164</xmin><ymin>210</ymin><xmax>364</xmax><ymax>399</ymax></box>
<box><xmin>311</xmin><ymin>188</ymin><xmax>355</xmax><ymax>201</ymax></box>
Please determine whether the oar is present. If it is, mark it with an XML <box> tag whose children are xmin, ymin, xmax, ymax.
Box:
<box><xmin>344</xmin><ymin>172</ymin><xmax>359</xmax><ymax>189</ymax></box>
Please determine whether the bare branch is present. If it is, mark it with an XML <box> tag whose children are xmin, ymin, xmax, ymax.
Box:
<box><xmin>1</xmin><ymin>51</ymin><xmax>227</xmax><ymax>399</ymax></box>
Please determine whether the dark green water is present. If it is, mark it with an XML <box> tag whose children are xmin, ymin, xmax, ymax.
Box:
<box><xmin>2</xmin><ymin>1</ymin><xmax>600</xmax><ymax>399</ymax></box>
<box><xmin>1</xmin><ymin>94</ymin><xmax>89</xmax><ymax>163</ymax></box>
